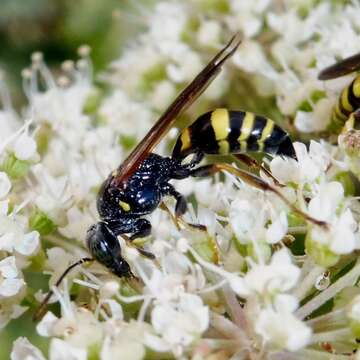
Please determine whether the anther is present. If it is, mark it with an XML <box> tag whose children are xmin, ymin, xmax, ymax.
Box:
<box><xmin>78</xmin><ymin>45</ymin><xmax>91</xmax><ymax>57</ymax></box>
<box><xmin>21</xmin><ymin>68</ymin><xmax>33</xmax><ymax>80</ymax></box>
<box><xmin>57</xmin><ymin>76</ymin><xmax>71</xmax><ymax>88</ymax></box>
<box><xmin>31</xmin><ymin>51</ymin><xmax>43</xmax><ymax>64</ymax></box>
<box><xmin>61</xmin><ymin>60</ymin><xmax>75</xmax><ymax>72</ymax></box>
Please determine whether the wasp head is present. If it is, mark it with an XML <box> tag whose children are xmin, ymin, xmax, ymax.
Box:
<box><xmin>86</xmin><ymin>222</ymin><xmax>132</xmax><ymax>278</ymax></box>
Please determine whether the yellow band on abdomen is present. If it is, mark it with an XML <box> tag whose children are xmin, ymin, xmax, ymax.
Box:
<box><xmin>211</xmin><ymin>108</ymin><xmax>230</xmax><ymax>141</ymax></box>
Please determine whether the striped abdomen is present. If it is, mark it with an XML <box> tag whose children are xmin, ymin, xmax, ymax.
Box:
<box><xmin>330</xmin><ymin>75</ymin><xmax>360</xmax><ymax>132</ymax></box>
<box><xmin>172</xmin><ymin>109</ymin><xmax>296</xmax><ymax>159</ymax></box>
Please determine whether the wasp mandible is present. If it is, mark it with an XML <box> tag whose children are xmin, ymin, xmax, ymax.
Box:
<box><xmin>34</xmin><ymin>34</ymin><xmax>326</xmax><ymax>320</ymax></box>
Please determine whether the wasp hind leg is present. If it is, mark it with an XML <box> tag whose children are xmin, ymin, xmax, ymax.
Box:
<box><xmin>190</xmin><ymin>163</ymin><xmax>328</xmax><ymax>228</ymax></box>
<box><xmin>234</xmin><ymin>154</ymin><xmax>284</xmax><ymax>187</ymax></box>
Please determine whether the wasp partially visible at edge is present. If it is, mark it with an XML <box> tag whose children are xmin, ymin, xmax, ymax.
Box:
<box><xmin>34</xmin><ymin>33</ymin><xmax>326</xmax><ymax>320</ymax></box>
<box><xmin>318</xmin><ymin>52</ymin><xmax>360</xmax><ymax>133</ymax></box>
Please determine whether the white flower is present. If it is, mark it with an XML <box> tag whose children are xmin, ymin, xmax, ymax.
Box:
<box><xmin>101</xmin><ymin>321</ymin><xmax>149</xmax><ymax>360</ymax></box>
<box><xmin>0</xmin><ymin>304</ymin><xmax>27</xmax><ymax>329</ymax></box>
<box><xmin>0</xmin><ymin>213</ymin><xmax>40</xmax><ymax>256</ymax></box>
<box><xmin>197</xmin><ymin>20</ymin><xmax>221</xmax><ymax>46</ymax></box>
<box><xmin>270</xmin><ymin>141</ymin><xmax>333</xmax><ymax>185</ymax></box>
<box><xmin>11</xmin><ymin>337</ymin><xmax>46</xmax><ymax>360</ymax></box>
<box><xmin>0</xmin><ymin>256</ymin><xmax>24</xmax><ymax>297</ymax></box>
<box><xmin>58</xmin><ymin>206</ymin><xmax>94</xmax><ymax>242</ymax></box>
<box><xmin>49</xmin><ymin>338</ymin><xmax>87</xmax><ymax>360</ymax></box>
<box><xmin>37</xmin><ymin>307</ymin><xmax>103</xmax><ymax>349</ymax></box>
<box><xmin>24</xmin><ymin>52</ymin><xmax>92</xmax><ymax>131</ymax></box>
<box><xmin>229</xmin><ymin>191</ymin><xmax>288</xmax><ymax>247</ymax></box>
<box><xmin>147</xmin><ymin>2</ymin><xmax>187</xmax><ymax>43</ymax></box>
<box><xmin>31</xmin><ymin>164</ymin><xmax>72</xmax><ymax>221</ymax></box>
<box><xmin>347</xmin><ymin>294</ymin><xmax>360</xmax><ymax>322</ymax></box>
<box><xmin>98</xmin><ymin>89</ymin><xmax>152</xmax><ymax>139</ymax></box>
<box><xmin>0</xmin><ymin>172</ymin><xmax>11</xmax><ymax>199</ymax></box>
<box><xmin>255</xmin><ymin>304</ymin><xmax>312</xmax><ymax>351</ymax></box>
<box><xmin>241</xmin><ymin>248</ymin><xmax>300</xmax><ymax>297</ymax></box>
<box><xmin>144</xmin><ymin>293</ymin><xmax>209</xmax><ymax>354</ymax></box>
<box><xmin>228</xmin><ymin>0</ymin><xmax>271</xmax><ymax>38</ymax></box>
<box><xmin>266</xmin><ymin>212</ymin><xmax>288</xmax><ymax>244</ymax></box>
<box><xmin>13</xmin><ymin>132</ymin><xmax>37</xmax><ymax>161</ymax></box>
<box><xmin>232</xmin><ymin>40</ymin><xmax>277</xmax><ymax>79</ymax></box>
<box><xmin>149</xmin><ymin>80</ymin><xmax>176</xmax><ymax>111</ymax></box>
<box><xmin>42</xmin><ymin>247</ymin><xmax>79</xmax><ymax>291</ymax></box>
<box><xmin>294</xmin><ymin>98</ymin><xmax>333</xmax><ymax>133</ymax></box>
<box><xmin>308</xmin><ymin>182</ymin><xmax>357</xmax><ymax>255</ymax></box>
<box><xmin>134</xmin><ymin>250</ymin><xmax>206</xmax><ymax>305</ymax></box>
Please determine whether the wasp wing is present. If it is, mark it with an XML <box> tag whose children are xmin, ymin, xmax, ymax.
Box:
<box><xmin>112</xmin><ymin>33</ymin><xmax>241</xmax><ymax>187</ymax></box>
<box><xmin>318</xmin><ymin>52</ymin><xmax>360</xmax><ymax>80</ymax></box>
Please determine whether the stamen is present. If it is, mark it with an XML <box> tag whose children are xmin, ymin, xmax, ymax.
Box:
<box><xmin>51</xmin><ymin>281</ymin><xmax>73</xmax><ymax>319</ymax></box>
<box><xmin>57</xmin><ymin>76</ymin><xmax>71</xmax><ymax>88</ymax></box>
<box><xmin>61</xmin><ymin>60</ymin><xmax>75</xmax><ymax>72</ymax></box>
<box><xmin>137</xmin><ymin>297</ymin><xmax>151</xmax><ymax>322</ymax></box>
<box><xmin>116</xmin><ymin>293</ymin><xmax>146</xmax><ymax>303</ymax></box>
<box><xmin>72</xmin><ymin>278</ymin><xmax>100</xmax><ymax>290</ymax></box>
<box><xmin>0</xmin><ymin>75</ymin><xmax>14</xmax><ymax>113</ymax></box>
<box><xmin>24</xmin><ymin>51</ymin><xmax>58</xmax><ymax>100</ymax></box>
<box><xmin>197</xmin><ymin>279</ymin><xmax>227</xmax><ymax>294</ymax></box>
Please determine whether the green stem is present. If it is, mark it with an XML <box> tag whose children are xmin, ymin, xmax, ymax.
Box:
<box><xmin>296</xmin><ymin>259</ymin><xmax>360</xmax><ymax>320</ymax></box>
<box><xmin>292</xmin><ymin>263</ymin><xmax>325</xmax><ymax>301</ymax></box>
<box><xmin>309</xmin><ymin>328</ymin><xmax>352</xmax><ymax>344</ymax></box>
<box><xmin>306</xmin><ymin>308</ymin><xmax>347</xmax><ymax>332</ymax></box>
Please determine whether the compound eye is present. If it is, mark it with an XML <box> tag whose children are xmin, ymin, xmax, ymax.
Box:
<box><xmin>86</xmin><ymin>222</ymin><xmax>132</xmax><ymax>278</ymax></box>
<box><xmin>86</xmin><ymin>222</ymin><xmax>120</xmax><ymax>262</ymax></box>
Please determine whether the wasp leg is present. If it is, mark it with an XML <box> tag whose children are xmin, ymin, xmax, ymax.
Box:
<box><xmin>233</xmin><ymin>154</ymin><xmax>284</xmax><ymax>187</ymax></box>
<box><xmin>112</xmin><ymin>219</ymin><xmax>155</xmax><ymax>259</ymax></box>
<box><xmin>129</xmin><ymin>218</ymin><xmax>152</xmax><ymax>241</ymax></box>
<box><xmin>122</xmin><ymin>237</ymin><xmax>156</xmax><ymax>260</ymax></box>
<box><xmin>171</xmin><ymin>189</ymin><xmax>188</xmax><ymax>217</ymax></box>
<box><xmin>122</xmin><ymin>235</ymin><xmax>156</xmax><ymax>260</ymax></box>
<box><xmin>165</xmin><ymin>185</ymin><xmax>207</xmax><ymax>231</ymax></box>
<box><xmin>190</xmin><ymin>163</ymin><xmax>328</xmax><ymax>228</ymax></box>
<box><xmin>33</xmin><ymin>257</ymin><xmax>93</xmax><ymax>321</ymax></box>
<box><xmin>160</xmin><ymin>201</ymin><xmax>207</xmax><ymax>232</ymax></box>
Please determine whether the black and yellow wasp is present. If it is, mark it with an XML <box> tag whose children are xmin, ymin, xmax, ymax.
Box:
<box><xmin>318</xmin><ymin>52</ymin><xmax>360</xmax><ymax>133</ymax></box>
<box><xmin>34</xmin><ymin>34</ymin><xmax>325</xmax><ymax>320</ymax></box>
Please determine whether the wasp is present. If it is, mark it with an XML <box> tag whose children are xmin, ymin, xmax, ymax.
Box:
<box><xmin>34</xmin><ymin>34</ymin><xmax>325</xmax><ymax>320</ymax></box>
<box><xmin>318</xmin><ymin>52</ymin><xmax>360</xmax><ymax>132</ymax></box>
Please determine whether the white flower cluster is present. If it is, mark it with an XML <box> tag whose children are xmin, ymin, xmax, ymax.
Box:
<box><xmin>2</xmin><ymin>0</ymin><xmax>360</xmax><ymax>359</ymax></box>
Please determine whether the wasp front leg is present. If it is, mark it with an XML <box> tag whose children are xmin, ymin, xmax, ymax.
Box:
<box><xmin>108</xmin><ymin>218</ymin><xmax>152</xmax><ymax>240</ymax></box>
<box><xmin>110</xmin><ymin>219</ymin><xmax>155</xmax><ymax>259</ymax></box>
